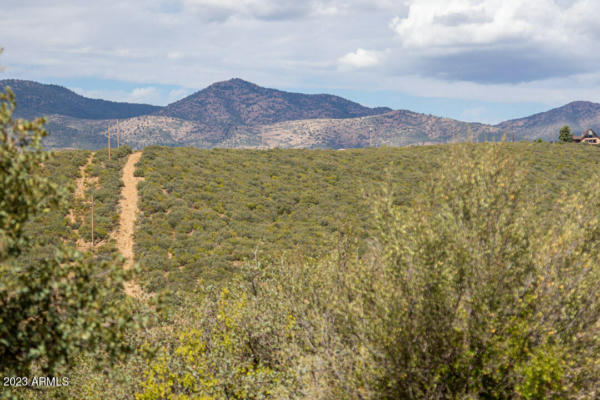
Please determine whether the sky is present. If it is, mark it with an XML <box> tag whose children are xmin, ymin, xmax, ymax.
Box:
<box><xmin>1</xmin><ymin>0</ymin><xmax>599</xmax><ymax>124</ymax></box>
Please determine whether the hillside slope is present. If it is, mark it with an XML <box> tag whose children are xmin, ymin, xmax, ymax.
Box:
<box><xmin>496</xmin><ymin>101</ymin><xmax>600</xmax><ymax>140</ymax></box>
<box><xmin>0</xmin><ymin>79</ymin><xmax>161</xmax><ymax>119</ymax></box>
<box><xmin>248</xmin><ymin>109</ymin><xmax>503</xmax><ymax>148</ymax></box>
<box><xmin>157</xmin><ymin>78</ymin><xmax>391</xmax><ymax>124</ymax></box>
<box><xmin>22</xmin><ymin>143</ymin><xmax>600</xmax><ymax>398</ymax></box>
<box><xmin>133</xmin><ymin>143</ymin><xmax>600</xmax><ymax>291</ymax></box>
<box><xmin>9</xmin><ymin>78</ymin><xmax>600</xmax><ymax>149</ymax></box>
<box><xmin>42</xmin><ymin>108</ymin><xmax>503</xmax><ymax>149</ymax></box>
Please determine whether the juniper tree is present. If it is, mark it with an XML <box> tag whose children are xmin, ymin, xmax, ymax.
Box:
<box><xmin>559</xmin><ymin>125</ymin><xmax>573</xmax><ymax>142</ymax></box>
<box><xmin>0</xmin><ymin>86</ymin><xmax>138</xmax><ymax>385</ymax></box>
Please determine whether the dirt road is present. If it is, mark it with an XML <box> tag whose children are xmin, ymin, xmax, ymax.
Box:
<box><xmin>115</xmin><ymin>152</ymin><xmax>145</xmax><ymax>298</ymax></box>
<box><xmin>71</xmin><ymin>154</ymin><xmax>93</xmax><ymax>251</ymax></box>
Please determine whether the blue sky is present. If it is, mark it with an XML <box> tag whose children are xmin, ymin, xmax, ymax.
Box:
<box><xmin>2</xmin><ymin>0</ymin><xmax>599</xmax><ymax>124</ymax></box>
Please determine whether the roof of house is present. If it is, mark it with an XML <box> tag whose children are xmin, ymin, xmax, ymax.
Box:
<box><xmin>573</xmin><ymin>128</ymin><xmax>599</xmax><ymax>141</ymax></box>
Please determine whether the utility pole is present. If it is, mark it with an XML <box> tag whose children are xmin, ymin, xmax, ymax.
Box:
<box><xmin>91</xmin><ymin>192</ymin><xmax>94</xmax><ymax>250</ymax></box>
<box><xmin>117</xmin><ymin>120</ymin><xmax>120</xmax><ymax>148</ymax></box>
<box><xmin>369</xmin><ymin>128</ymin><xmax>373</xmax><ymax>147</ymax></box>
<box><xmin>261</xmin><ymin>127</ymin><xmax>265</xmax><ymax>150</ymax></box>
<box><xmin>107</xmin><ymin>125</ymin><xmax>111</xmax><ymax>160</ymax></box>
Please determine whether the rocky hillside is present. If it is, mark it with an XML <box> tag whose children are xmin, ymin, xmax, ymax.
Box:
<box><xmin>236</xmin><ymin>110</ymin><xmax>503</xmax><ymax>149</ymax></box>
<box><xmin>155</xmin><ymin>78</ymin><xmax>390</xmax><ymax>125</ymax></box>
<box><xmin>41</xmin><ymin>108</ymin><xmax>502</xmax><ymax>150</ymax></box>
<box><xmin>0</xmin><ymin>79</ymin><xmax>161</xmax><ymax>119</ymax></box>
<box><xmin>150</xmin><ymin>78</ymin><xmax>394</xmax><ymax>144</ymax></box>
<box><xmin>6</xmin><ymin>78</ymin><xmax>600</xmax><ymax>149</ymax></box>
<box><xmin>496</xmin><ymin>101</ymin><xmax>600</xmax><ymax>140</ymax></box>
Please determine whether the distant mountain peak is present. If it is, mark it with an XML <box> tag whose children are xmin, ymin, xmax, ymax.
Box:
<box><xmin>226</xmin><ymin>77</ymin><xmax>255</xmax><ymax>85</ymax></box>
<box><xmin>563</xmin><ymin>100</ymin><xmax>596</xmax><ymax>107</ymax></box>
<box><xmin>14</xmin><ymin>77</ymin><xmax>600</xmax><ymax>150</ymax></box>
<box><xmin>208</xmin><ymin>78</ymin><xmax>258</xmax><ymax>89</ymax></box>
<box><xmin>156</xmin><ymin>79</ymin><xmax>392</xmax><ymax>128</ymax></box>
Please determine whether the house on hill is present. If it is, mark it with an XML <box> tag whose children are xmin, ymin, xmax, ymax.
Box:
<box><xmin>573</xmin><ymin>129</ymin><xmax>600</xmax><ymax>144</ymax></box>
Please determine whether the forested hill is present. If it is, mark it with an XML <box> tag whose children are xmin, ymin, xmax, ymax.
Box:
<box><xmin>0</xmin><ymin>79</ymin><xmax>161</xmax><ymax>119</ymax></box>
<box><xmin>155</xmin><ymin>78</ymin><xmax>392</xmax><ymax>124</ymax></box>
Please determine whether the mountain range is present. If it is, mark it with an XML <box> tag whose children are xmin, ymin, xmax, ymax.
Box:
<box><xmin>1</xmin><ymin>78</ymin><xmax>597</xmax><ymax>149</ymax></box>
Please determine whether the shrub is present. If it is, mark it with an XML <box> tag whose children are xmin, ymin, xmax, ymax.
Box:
<box><xmin>138</xmin><ymin>142</ymin><xmax>600</xmax><ymax>399</ymax></box>
<box><xmin>0</xmin><ymin>87</ymin><xmax>138</xmax><ymax>388</ymax></box>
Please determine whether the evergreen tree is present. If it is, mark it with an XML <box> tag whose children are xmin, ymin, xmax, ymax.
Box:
<box><xmin>559</xmin><ymin>125</ymin><xmax>573</xmax><ymax>142</ymax></box>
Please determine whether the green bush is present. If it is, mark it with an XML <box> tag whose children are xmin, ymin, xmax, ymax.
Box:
<box><xmin>134</xmin><ymin>144</ymin><xmax>600</xmax><ymax>294</ymax></box>
<box><xmin>138</xmin><ymin>142</ymin><xmax>600</xmax><ymax>399</ymax></box>
<box><xmin>354</xmin><ymin>142</ymin><xmax>600</xmax><ymax>398</ymax></box>
<box><xmin>0</xmin><ymin>87</ymin><xmax>139</xmax><ymax>398</ymax></box>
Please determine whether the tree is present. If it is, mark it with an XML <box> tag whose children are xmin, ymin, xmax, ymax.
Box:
<box><xmin>360</xmin><ymin>142</ymin><xmax>600</xmax><ymax>398</ymax></box>
<box><xmin>0</xmin><ymin>87</ymin><xmax>138</xmax><ymax>385</ymax></box>
<box><xmin>559</xmin><ymin>125</ymin><xmax>573</xmax><ymax>142</ymax></box>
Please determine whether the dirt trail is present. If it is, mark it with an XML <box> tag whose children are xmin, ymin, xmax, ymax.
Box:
<box><xmin>68</xmin><ymin>154</ymin><xmax>93</xmax><ymax>225</ymax></box>
<box><xmin>75</xmin><ymin>155</ymin><xmax>93</xmax><ymax>200</ymax></box>
<box><xmin>115</xmin><ymin>152</ymin><xmax>145</xmax><ymax>298</ymax></box>
<box><xmin>70</xmin><ymin>154</ymin><xmax>94</xmax><ymax>251</ymax></box>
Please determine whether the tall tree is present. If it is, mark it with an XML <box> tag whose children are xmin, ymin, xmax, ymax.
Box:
<box><xmin>559</xmin><ymin>125</ymin><xmax>573</xmax><ymax>142</ymax></box>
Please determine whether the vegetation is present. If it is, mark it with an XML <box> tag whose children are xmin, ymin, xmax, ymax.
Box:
<box><xmin>20</xmin><ymin>149</ymin><xmax>89</xmax><ymax>248</ymax></box>
<box><xmin>0</xmin><ymin>88</ymin><xmax>141</xmax><ymax>399</ymax></box>
<box><xmin>4</xmin><ymin>85</ymin><xmax>600</xmax><ymax>398</ymax></box>
<box><xmin>559</xmin><ymin>125</ymin><xmax>573</xmax><ymax>142</ymax></box>
<box><xmin>138</xmin><ymin>142</ymin><xmax>600</xmax><ymax>399</ymax></box>
<box><xmin>134</xmin><ymin>143</ymin><xmax>600</xmax><ymax>293</ymax></box>
<box><xmin>77</xmin><ymin>145</ymin><xmax>132</xmax><ymax>257</ymax></box>
<box><xmin>133</xmin><ymin>146</ymin><xmax>442</xmax><ymax>291</ymax></box>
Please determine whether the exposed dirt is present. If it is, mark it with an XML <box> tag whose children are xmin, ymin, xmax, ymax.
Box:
<box><xmin>67</xmin><ymin>208</ymin><xmax>76</xmax><ymax>225</ymax></box>
<box><xmin>74</xmin><ymin>155</ymin><xmax>92</xmax><ymax>200</ymax></box>
<box><xmin>115</xmin><ymin>152</ymin><xmax>145</xmax><ymax>298</ymax></box>
<box><xmin>70</xmin><ymin>154</ymin><xmax>93</xmax><ymax>251</ymax></box>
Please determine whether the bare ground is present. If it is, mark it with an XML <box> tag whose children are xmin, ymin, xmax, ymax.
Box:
<box><xmin>75</xmin><ymin>155</ymin><xmax>92</xmax><ymax>200</ymax></box>
<box><xmin>70</xmin><ymin>154</ymin><xmax>93</xmax><ymax>251</ymax></box>
<box><xmin>115</xmin><ymin>152</ymin><xmax>145</xmax><ymax>298</ymax></box>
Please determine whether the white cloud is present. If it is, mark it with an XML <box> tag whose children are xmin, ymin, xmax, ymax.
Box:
<box><xmin>167</xmin><ymin>88</ymin><xmax>193</xmax><ymax>104</ymax></box>
<box><xmin>181</xmin><ymin>0</ymin><xmax>312</xmax><ymax>21</ymax></box>
<box><xmin>338</xmin><ymin>48</ymin><xmax>382</xmax><ymax>69</ymax></box>
<box><xmin>390</xmin><ymin>0</ymin><xmax>594</xmax><ymax>52</ymax></box>
<box><xmin>72</xmin><ymin>86</ymin><xmax>172</xmax><ymax>105</ymax></box>
<box><xmin>128</xmin><ymin>87</ymin><xmax>161</xmax><ymax>103</ymax></box>
<box><xmin>2</xmin><ymin>0</ymin><xmax>600</xmax><ymax>123</ymax></box>
<box><xmin>385</xmin><ymin>0</ymin><xmax>599</xmax><ymax>83</ymax></box>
